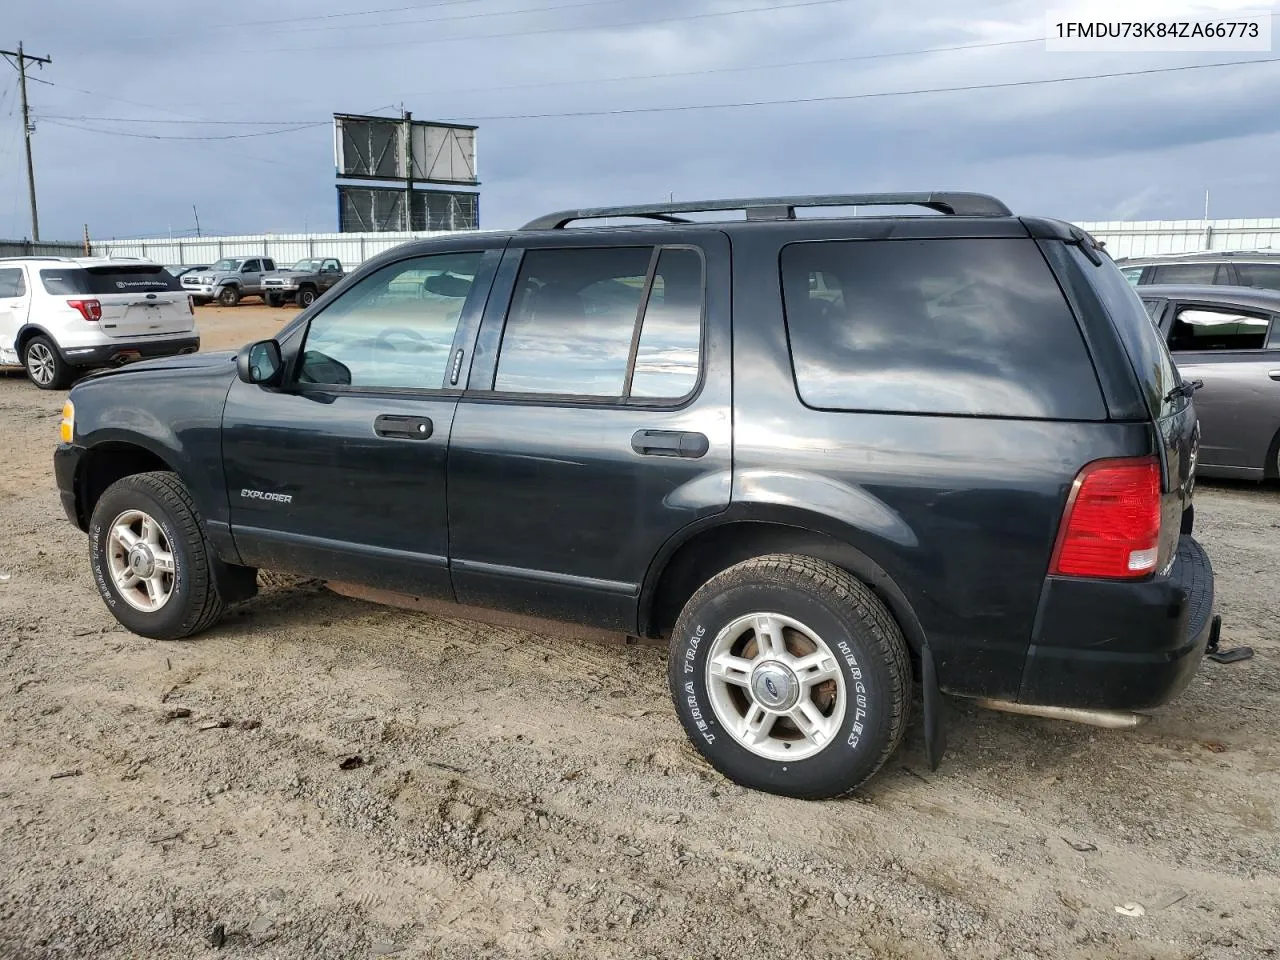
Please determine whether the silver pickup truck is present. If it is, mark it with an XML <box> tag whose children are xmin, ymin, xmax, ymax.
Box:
<box><xmin>181</xmin><ymin>257</ymin><xmax>278</xmax><ymax>307</ymax></box>
<box><xmin>261</xmin><ymin>258</ymin><xmax>345</xmax><ymax>308</ymax></box>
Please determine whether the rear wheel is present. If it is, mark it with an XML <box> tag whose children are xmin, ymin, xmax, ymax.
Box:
<box><xmin>88</xmin><ymin>472</ymin><xmax>227</xmax><ymax>640</ymax></box>
<box><xmin>217</xmin><ymin>285</ymin><xmax>241</xmax><ymax>307</ymax></box>
<box><xmin>297</xmin><ymin>286</ymin><xmax>317</xmax><ymax>308</ymax></box>
<box><xmin>24</xmin><ymin>335</ymin><xmax>73</xmax><ymax>390</ymax></box>
<box><xmin>668</xmin><ymin>554</ymin><xmax>911</xmax><ymax>799</ymax></box>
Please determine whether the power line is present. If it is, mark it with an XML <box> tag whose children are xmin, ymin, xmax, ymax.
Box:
<box><xmin>449</xmin><ymin>55</ymin><xmax>1280</xmax><ymax>121</ymax></box>
<box><xmin>38</xmin><ymin>56</ymin><xmax>1279</xmax><ymax>139</ymax></box>
<box><xmin>248</xmin><ymin>0</ymin><xmax>861</xmax><ymax>53</ymax></box>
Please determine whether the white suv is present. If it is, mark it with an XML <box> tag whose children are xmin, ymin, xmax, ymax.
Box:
<box><xmin>0</xmin><ymin>257</ymin><xmax>200</xmax><ymax>389</ymax></box>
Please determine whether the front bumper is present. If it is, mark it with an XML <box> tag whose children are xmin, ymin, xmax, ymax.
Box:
<box><xmin>1018</xmin><ymin>535</ymin><xmax>1214</xmax><ymax>710</ymax></box>
<box><xmin>54</xmin><ymin>442</ymin><xmax>86</xmax><ymax>530</ymax></box>
<box><xmin>61</xmin><ymin>336</ymin><xmax>200</xmax><ymax>368</ymax></box>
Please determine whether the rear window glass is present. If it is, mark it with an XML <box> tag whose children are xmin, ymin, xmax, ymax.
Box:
<box><xmin>41</xmin><ymin>265</ymin><xmax>182</xmax><ymax>295</ymax></box>
<box><xmin>779</xmin><ymin>238</ymin><xmax>1104</xmax><ymax>419</ymax></box>
<box><xmin>1149</xmin><ymin>262</ymin><xmax>1225</xmax><ymax>285</ymax></box>
<box><xmin>1073</xmin><ymin>247</ymin><xmax>1181</xmax><ymax>419</ymax></box>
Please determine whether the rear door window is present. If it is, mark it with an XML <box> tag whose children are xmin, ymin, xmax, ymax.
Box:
<box><xmin>1168</xmin><ymin>304</ymin><xmax>1271</xmax><ymax>352</ymax></box>
<box><xmin>779</xmin><ymin>238</ymin><xmax>1105</xmax><ymax>419</ymax></box>
<box><xmin>1149</xmin><ymin>262</ymin><xmax>1227</xmax><ymax>285</ymax></box>
<box><xmin>0</xmin><ymin>267</ymin><xmax>26</xmax><ymax>298</ymax></box>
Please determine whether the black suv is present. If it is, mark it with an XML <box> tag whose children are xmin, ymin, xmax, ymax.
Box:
<box><xmin>54</xmin><ymin>193</ymin><xmax>1214</xmax><ymax>799</ymax></box>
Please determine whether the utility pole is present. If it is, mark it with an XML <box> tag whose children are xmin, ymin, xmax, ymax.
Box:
<box><xmin>402</xmin><ymin>108</ymin><xmax>415</xmax><ymax>232</ymax></box>
<box><xmin>1</xmin><ymin>42</ymin><xmax>52</xmax><ymax>241</ymax></box>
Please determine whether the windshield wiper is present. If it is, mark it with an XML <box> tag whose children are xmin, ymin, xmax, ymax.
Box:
<box><xmin>1165</xmin><ymin>379</ymin><xmax>1203</xmax><ymax>403</ymax></box>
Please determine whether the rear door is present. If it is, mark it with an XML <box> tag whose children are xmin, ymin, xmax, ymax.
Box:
<box><xmin>1157</xmin><ymin>299</ymin><xmax>1280</xmax><ymax>472</ymax></box>
<box><xmin>39</xmin><ymin>264</ymin><xmax>193</xmax><ymax>339</ymax></box>
<box><xmin>240</xmin><ymin>259</ymin><xmax>263</xmax><ymax>295</ymax></box>
<box><xmin>0</xmin><ymin>266</ymin><xmax>31</xmax><ymax>362</ymax></box>
<box><xmin>446</xmin><ymin>230</ymin><xmax>732</xmax><ymax>631</ymax></box>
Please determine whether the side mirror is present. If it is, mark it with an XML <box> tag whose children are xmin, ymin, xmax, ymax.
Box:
<box><xmin>237</xmin><ymin>340</ymin><xmax>283</xmax><ymax>385</ymax></box>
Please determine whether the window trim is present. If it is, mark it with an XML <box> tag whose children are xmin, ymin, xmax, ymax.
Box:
<box><xmin>470</xmin><ymin>243</ymin><xmax>708</xmax><ymax>408</ymax></box>
<box><xmin>286</xmin><ymin>248</ymin><xmax>495</xmax><ymax>398</ymax></box>
<box><xmin>1166</xmin><ymin>300</ymin><xmax>1276</xmax><ymax>354</ymax></box>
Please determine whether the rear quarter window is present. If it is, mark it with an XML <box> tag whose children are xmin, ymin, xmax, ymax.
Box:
<box><xmin>779</xmin><ymin>238</ymin><xmax>1105</xmax><ymax>419</ymax></box>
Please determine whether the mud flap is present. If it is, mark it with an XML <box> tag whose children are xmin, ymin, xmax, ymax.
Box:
<box><xmin>921</xmin><ymin>642</ymin><xmax>947</xmax><ymax>771</ymax></box>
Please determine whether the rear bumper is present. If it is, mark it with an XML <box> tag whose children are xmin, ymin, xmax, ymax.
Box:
<box><xmin>60</xmin><ymin>336</ymin><xmax>200</xmax><ymax>368</ymax></box>
<box><xmin>1018</xmin><ymin>535</ymin><xmax>1214</xmax><ymax>710</ymax></box>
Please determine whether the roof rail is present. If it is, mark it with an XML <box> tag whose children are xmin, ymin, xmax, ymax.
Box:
<box><xmin>520</xmin><ymin>192</ymin><xmax>1012</xmax><ymax>230</ymax></box>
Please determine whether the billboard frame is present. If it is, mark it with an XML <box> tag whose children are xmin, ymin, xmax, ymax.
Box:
<box><xmin>333</xmin><ymin>112</ymin><xmax>480</xmax><ymax>187</ymax></box>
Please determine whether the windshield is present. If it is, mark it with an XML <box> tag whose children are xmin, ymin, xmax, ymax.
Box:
<box><xmin>291</xmin><ymin>259</ymin><xmax>323</xmax><ymax>271</ymax></box>
<box><xmin>211</xmin><ymin>259</ymin><xmax>241</xmax><ymax>272</ymax></box>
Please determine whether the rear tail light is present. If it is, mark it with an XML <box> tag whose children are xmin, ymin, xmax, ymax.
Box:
<box><xmin>67</xmin><ymin>299</ymin><xmax>102</xmax><ymax>321</ymax></box>
<box><xmin>1049</xmin><ymin>457</ymin><xmax>1161</xmax><ymax>579</ymax></box>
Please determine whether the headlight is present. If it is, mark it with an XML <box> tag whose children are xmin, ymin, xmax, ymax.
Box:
<box><xmin>59</xmin><ymin>400</ymin><xmax>74</xmax><ymax>443</ymax></box>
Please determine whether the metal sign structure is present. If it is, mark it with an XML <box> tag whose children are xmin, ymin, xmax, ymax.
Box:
<box><xmin>333</xmin><ymin>113</ymin><xmax>478</xmax><ymax>186</ymax></box>
<box><xmin>337</xmin><ymin>185</ymin><xmax>479</xmax><ymax>233</ymax></box>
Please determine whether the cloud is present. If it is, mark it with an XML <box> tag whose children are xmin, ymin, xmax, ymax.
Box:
<box><xmin>2</xmin><ymin>0</ymin><xmax>1278</xmax><ymax>239</ymax></box>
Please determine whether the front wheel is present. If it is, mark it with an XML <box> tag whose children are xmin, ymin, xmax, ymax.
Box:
<box><xmin>217</xmin><ymin>285</ymin><xmax>241</xmax><ymax>307</ymax></box>
<box><xmin>668</xmin><ymin>554</ymin><xmax>911</xmax><ymax>799</ymax></box>
<box><xmin>296</xmin><ymin>286</ymin><xmax>317</xmax><ymax>308</ymax></box>
<box><xmin>24</xmin><ymin>335</ymin><xmax>73</xmax><ymax>390</ymax></box>
<box><xmin>88</xmin><ymin>472</ymin><xmax>228</xmax><ymax>640</ymax></box>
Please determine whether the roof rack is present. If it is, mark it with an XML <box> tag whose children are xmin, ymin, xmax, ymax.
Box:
<box><xmin>520</xmin><ymin>192</ymin><xmax>1012</xmax><ymax>230</ymax></box>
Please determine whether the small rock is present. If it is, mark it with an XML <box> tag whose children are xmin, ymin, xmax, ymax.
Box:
<box><xmin>237</xmin><ymin>719</ymin><xmax>261</xmax><ymax>730</ymax></box>
<box><xmin>210</xmin><ymin>923</ymin><xmax>226</xmax><ymax>948</ymax></box>
<box><xmin>163</xmin><ymin>708</ymin><xmax>192</xmax><ymax>721</ymax></box>
<box><xmin>1114</xmin><ymin>903</ymin><xmax>1146</xmax><ymax>918</ymax></box>
<box><xmin>834</xmin><ymin>891</ymin><xmax>850</xmax><ymax>909</ymax></box>
<box><xmin>1062</xmin><ymin>837</ymin><xmax>1097</xmax><ymax>852</ymax></box>
<box><xmin>537</xmin><ymin>816</ymin><xmax>550</xmax><ymax>830</ymax></box>
<box><xmin>622</xmin><ymin>846</ymin><xmax>643</xmax><ymax>857</ymax></box>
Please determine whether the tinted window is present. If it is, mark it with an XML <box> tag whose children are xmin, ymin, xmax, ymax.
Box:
<box><xmin>1168</xmin><ymin>305</ymin><xmax>1270</xmax><ymax>352</ymax></box>
<box><xmin>1150</xmin><ymin>262</ymin><xmax>1224</xmax><ymax>285</ymax></box>
<box><xmin>298</xmin><ymin>251</ymin><xmax>482</xmax><ymax>389</ymax></box>
<box><xmin>1120</xmin><ymin>265</ymin><xmax>1144</xmax><ymax>286</ymax></box>
<box><xmin>495</xmin><ymin>248</ymin><xmax>651</xmax><ymax>396</ymax></box>
<box><xmin>263</xmin><ymin>259</ymin><xmax>275</xmax><ymax>271</ymax></box>
<box><xmin>242</xmin><ymin>260</ymin><xmax>261</xmax><ymax>273</ymax></box>
<box><xmin>42</xmin><ymin>265</ymin><xmax>182</xmax><ymax>295</ymax></box>
<box><xmin>0</xmin><ymin>268</ymin><xmax>25</xmax><ymax>298</ymax></box>
<box><xmin>629</xmin><ymin>248</ymin><xmax>703</xmax><ymax>399</ymax></box>
<box><xmin>1235</xmin><ymin>262</ymin><xmax>1280</xmax><ymax>292</ymax></box>
<box><xmin>780</xmin><ymin>239</ymin><xmax>1104</xmax><ymax>419</ymax></box>
<box><xmin>1075</xmin><ymin>247</ymin><xmax>1180</xmax><ymax>418</ymax></box>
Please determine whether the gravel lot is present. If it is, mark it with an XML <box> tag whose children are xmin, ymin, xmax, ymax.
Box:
<box><xmin>1</xmin><ymin>304</ymin><xmax>1277</xmax><ymax>959</ymax></box>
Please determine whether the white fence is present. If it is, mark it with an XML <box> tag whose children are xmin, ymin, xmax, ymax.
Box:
<box><xmin>1071</xmin><ymin>219</ymin><xmax>1280</xmax><ymax>259</ymax></box>
<box><xmin>88</xmin><ymin>218</ymin><xmax>1280</xmax><ymax>269</ymax></box>
<box><xmin>90</xmin><ymin>230</ymin><xmax>486</xmax><ymax>269</ymax></box>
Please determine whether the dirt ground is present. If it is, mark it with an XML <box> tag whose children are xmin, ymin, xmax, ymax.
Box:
<box><xmin>1</xmin><ymin>307</ymin><xmax>1277</xmax><ymax>959</ymax></box>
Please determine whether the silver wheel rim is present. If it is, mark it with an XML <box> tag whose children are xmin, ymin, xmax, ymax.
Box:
<box><xmin>106</xmin><ymin>509</ymin><xmax>176</xmax><ymax>612</ymax></box>
<box><xmin>26</xmin><ymin>343</ymin><xmax>55</xmax><ymax>385</ymax></box>
<box><xmin>705</xmin><ymin>612</ymin><xmax>846</xmax><ymax>761</ymax></box>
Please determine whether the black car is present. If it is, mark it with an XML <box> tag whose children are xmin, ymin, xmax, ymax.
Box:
<box><xmin>54</xmin><ymin>192</ymin><xmax>1214</xmax><ymax>799</ymax></box>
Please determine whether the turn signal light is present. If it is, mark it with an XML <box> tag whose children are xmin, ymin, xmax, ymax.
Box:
<box><xmin>59</xmin><ymin>400</ymin><xmax>75</xmax><ymax>443</ymax></box>
<box><xmin>1049</xmin><ymin>457</ymin><xmax>1161</xmax><ymax>579</ymax></box>
<box><xmin>67</xmin><ymin>299</ymin><xmax>102</xmax><ymax>321</ymax></box>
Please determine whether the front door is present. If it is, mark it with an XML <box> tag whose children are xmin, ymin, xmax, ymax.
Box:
<box><xmin>222</xmin><ymin>243</ymin><xmax>504</xmax><ymax>597</ymax></box>
<box><xmin>446</xmin><ymin>230</ymin><xmax>733</xmax><ymax>631</ymax></box>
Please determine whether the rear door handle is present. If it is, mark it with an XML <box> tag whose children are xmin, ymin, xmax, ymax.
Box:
<box><xmin>631</xmin><ymin>429</ymin><xmax>709</xmax><ymax>459</ymax></box>
<box><xmin>374</xmin><ymin>414</ymin><xmax>433</xmax><ymax>439</ymax></box>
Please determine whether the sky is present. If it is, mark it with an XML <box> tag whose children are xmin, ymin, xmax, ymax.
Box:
<box><xmin>2</xmin><ymin>0</ymin><xmax>1278</xmax><ymax>241</ymax></box>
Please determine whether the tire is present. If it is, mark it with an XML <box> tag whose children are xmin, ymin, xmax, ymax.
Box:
<box><xmin>88</xmin><ymin>471</ymin><xmax>227</xmax><ymax>640</ymax></box>
<box><xmin>668</xmin><ymin>554</ymin><xmax>911</xmax><ymax>799</ymax></box>
<box><xmin>23</xmin><ymin>335</ymin><xmax>73</xmax><ymax>390</ymax></box>
<box><xmin>265</xmin><ymin>293</ymin><xmax>283</xmax><ymax>308</ymax></box>
<box><xmin>217</xmin><ymin>285</ymin><xmax>241</xmax><ymax>307</ymax></box>
<box><xmin>297</xmin><ymin>286</ymin><xmax>317</xmax><ymax>308</ymax></box>
<box><xmin>192</xmin><ymin>297</ymin><xmax>210</xmax><ymax>307</ymax></box>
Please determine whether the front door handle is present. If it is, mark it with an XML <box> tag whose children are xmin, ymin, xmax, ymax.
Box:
<box><xmin>631</xmin><ymin>429</ymin><xmax>709</xmax><ymax>459</ymax></box>
<box><xmin>1269</xmin><ymin>370</ymin><xmax>1280</xmax><ymax>381</ymax></box>
<box><xmin>374</xmin><ymin>414</ymin><xmax>433</xmax><ymax>439</ymax></box>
